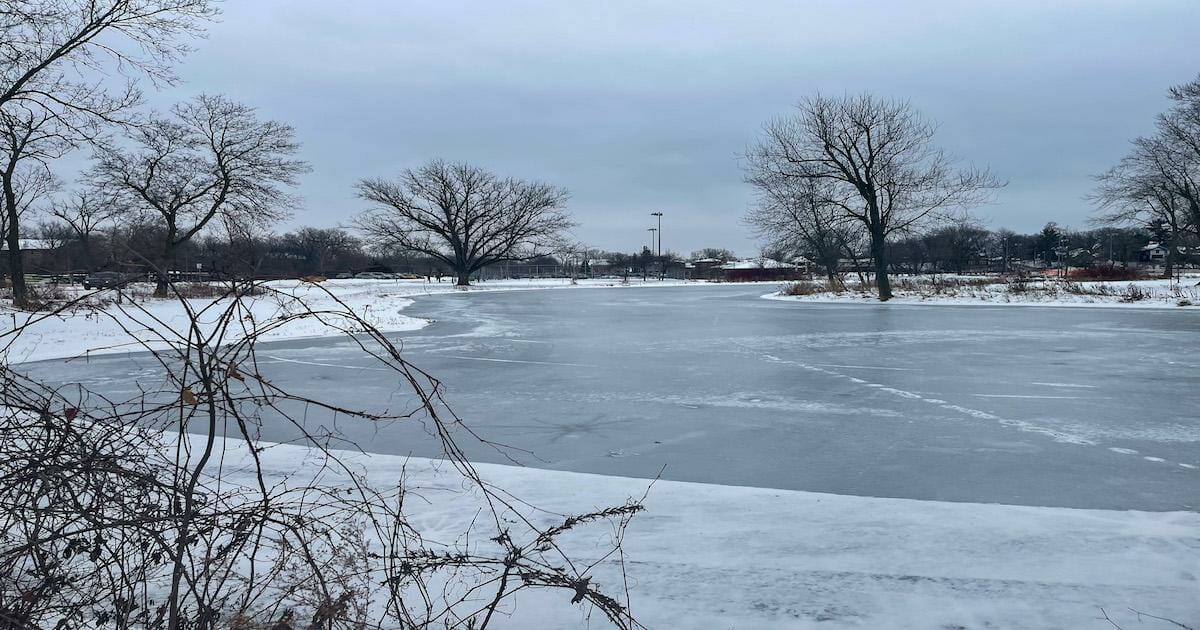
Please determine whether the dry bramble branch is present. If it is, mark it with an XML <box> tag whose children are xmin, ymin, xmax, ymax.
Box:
<box><xmin>0</xmin><ymin>277</ymin><xmax>647</xmax><ymax>629</ymax></box>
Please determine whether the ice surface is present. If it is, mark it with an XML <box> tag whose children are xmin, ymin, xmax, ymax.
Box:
<box><xmin>17</xmin><ymin>284</ymin><xmax>1200</xmax><ymax>511</ymax></box>
<box><xmin>228</xmin><ymin>439</ymin><xmax>1200</xmax><ymax>629</ymax></box>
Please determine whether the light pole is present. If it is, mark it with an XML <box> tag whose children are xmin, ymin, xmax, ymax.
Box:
<box><xmin>643</xmin><ymin>228</ymin><xmax>656</xmax><ymax>280</ymax></box>
<box><xmin>650</xmin><ymin>211</ymin><xmax>663</xmax><ymax>279</ymax></box>
<box><xmin>650</xmin><ymin>212</ymin><xmax>663</xmax><ymax>258</ymax></box>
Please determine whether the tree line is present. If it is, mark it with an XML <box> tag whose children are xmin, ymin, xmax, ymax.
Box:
<box><xmin>6</xmin><ymin>2</ymin><xmax>1199</xmax><ymax>309</ymax></box>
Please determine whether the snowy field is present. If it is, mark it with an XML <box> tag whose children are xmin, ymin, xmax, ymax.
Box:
<box><xmin>4</xmin><ymin>279</ymin><xmax>1200</xmax><ymax>628</ymax></box>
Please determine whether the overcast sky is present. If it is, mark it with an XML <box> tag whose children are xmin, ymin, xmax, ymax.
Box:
<box><xmin>136</xmin><ymin>0</ymin><xmax>1199</xmax><ymax>256</ymax></box>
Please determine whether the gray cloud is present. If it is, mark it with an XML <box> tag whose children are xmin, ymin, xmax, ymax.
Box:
<box><xmin>132</xmin><ymin>0</ymin><xmax>1199</xmax><ymax>255</ymax></box>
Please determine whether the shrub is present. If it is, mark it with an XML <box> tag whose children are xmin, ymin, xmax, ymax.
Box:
<box><xmin>1007</xmin><ymin>277</ymin><xmax>1030</xmax><ymax>294</ymax></box>
<box><xmin>782</xmin><ymin>281</ymin><xmax>824</xmax><ymax>296</ymax></box>
<box><xmin>1119</xmin><ymin>285</ymin><xmax>1151</xmax><ymax>302</ymax></box>
<box><xmin>167</xmin><ymin>282</ymin><xmax>266</xmax><ymax>299</ymax></box>
<box><xmin>1060</xmin><ymin>281</ymin><xmax>1091</xmax><ymax>295</ymax></box>
<box><xmin>5</xmin><ymin>284</ymin><xmax>71</xmax><ymax>311</ymax></box>
<box><xmin>1068</xmin><ymin>265</ymin><xmax>1146</xmax><ymax>281</ymax></box>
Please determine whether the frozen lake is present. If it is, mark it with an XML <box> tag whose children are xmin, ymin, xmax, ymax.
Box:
<box><xmin>26</xmin><ymin>284</ymin><xmax>1200</xmax><ymax>510</ymax></box>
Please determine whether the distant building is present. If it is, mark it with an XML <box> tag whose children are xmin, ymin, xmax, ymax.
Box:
<box><xmin>684</xmin><ymin>258</ymin><xmax>725</xmax><ymax>280</ymax></box>
<box><xmin>0</xmin><ymin>239</ymin><xmax>61</xmax><ymax>273</ymax></box>
<box><xmin>1140</xmin><ymin>243</ymin><xmax>1169</xmax><ymax>263</ymax></box>
<box><xmin>718</xmin><ymin>258</ymin><xmax>808</xmax><ymax>282</ymax></box>
<box><xmin>585</xmin><ymin>259</ymin><xmax>613</xmax><ymax>275</ymax></box>
<box><xmin>1139</xmin><ymin>243</ymin><xmax>1200</xmax><ymax>265</ymax></box>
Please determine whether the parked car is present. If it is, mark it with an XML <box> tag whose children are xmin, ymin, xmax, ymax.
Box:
<box><xmin>354</xmin><ymin>271</ymin><xmax>393</xmax><ymax>280</ymax></box>
<box><xmin>334</xmin><ymin>272</ymin><xmax>354</xmax><ymax>279</ymax></box>
<box><xmin>82</xmin><ymin>271</ymin><xmax>132</xmax><ymax>289</ymax></box>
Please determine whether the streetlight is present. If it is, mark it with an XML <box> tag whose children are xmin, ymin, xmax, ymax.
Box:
<box><xmin>650</xmin><ymin>211</ymin><xmax>663</xmax><ymax>280</ymax></box>
<box><xmin>650</xmin><ymin>211</ymin><xmax>663</xmax><ymax>258</ymax></box>
<box><xmin>644</xmin><ymin>228</ymin><xmax>657</xmax><ymax>281</ymax></box>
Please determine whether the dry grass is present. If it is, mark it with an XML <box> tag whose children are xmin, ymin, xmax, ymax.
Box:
<box><xmin>782</xmin><ymin>278</ymin><xmax>851</xmax><ymax>295</ymax></box>
<box><xmin>781</xmin><ymin>273</ymin><xmax>1200</xmax><ymax>307</ymax></box>
<box><xmin>781</xmin><ymin>281</ymin><xmax>827</xmax><ymax>296</ymax></box>
<box><xmin>0</xmin><ymin>284</ymin><xmax>72</xmax><ymax>312</ymax></box>
<box><xmin>119</xmin><ymin>281</ymin><xmax>267</xmax><ymax>300</ymax></box>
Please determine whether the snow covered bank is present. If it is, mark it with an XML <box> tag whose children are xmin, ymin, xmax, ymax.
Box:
<box><xmin>0</xmin><ymin>277</ymin><xmax>696</xmax><ymax>363</ymax></box>
<box><xmin>247</xmin><ymin>441</ymin><xmax>1199</xmax><ymax>629</ymax></box>
<box><xmin>765</xmin><ymin>275</ymin><xmax>1200</xmax><ymax>309</ymax></box>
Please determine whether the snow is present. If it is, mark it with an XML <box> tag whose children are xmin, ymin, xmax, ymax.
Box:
<box><xmin>232</xmin><ymin>439</ymin><xmax>1200</xmax><ymax>629</ymax></box>
<box><xmin>765</xmin><ymin>275</ymin><xmax>1200</xmax><ymax>309</ymax></box>
<box><xmin>0</xmin><ymin>277</ymin><xmax>695</xmax><ymax>364</ymax></box>
<box><xmin>5</xmin><ymin>277</ymin><xmax>1199</xmax><ymax>627</ymax></box>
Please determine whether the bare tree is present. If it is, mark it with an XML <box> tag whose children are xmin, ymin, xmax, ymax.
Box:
<box><xmin>281</xmin><ymin>227</ymin><xmax>359</xmax><ymax>277</ymax></box>
<box><xmin>1093</xmin><ymin>140</ymin><xmax>1189</xmax><ymax>278</ymax></box>
<box><xmin>1</xmin><ymin>107</ymin><xmax>69</xmax><ymax>306</ymax></box>
<box><xmin>689</xmin><ymin>247</ymin><xmax>736</xmax><ymax>262</ymax></box>
<box><xmin>49</xmin><ymin>190</ymin><xmax>116</xmax><ymax>272</ymax></box>
<box><xmin>1</xmin><ymin>0</ymin><xmax>215</xmax><ymax>114</ymax></box>
<box><xmin>922</xmin><ymin>219</ymin><xmax>992</xmax><ymax>275</ymax></box>
<box><xmin>354</xmin><ymin>159</ymin><xmax>573</xmax><ymax>286</ymax></box>
<box><xmin>0</xmin><ymin>0</ymin><xmax>216</xmax><ymax>305</ymax></box>
<box><xmin>746</xmin><ymin>93</ymin><xmax>1000</xmax><ymax>300</ymax></box>
<box><xmin>1151</xmin><ymin>76</ymin><xmax>1200</xmax><ymax>238</ymax></box>
<box><xmin>89</xmin><ymin>94</ymin><xmax>309</xmax><ymax>296</ymax></box>
<box><xmin>744</xmin><ymin>171</ymin><xmax>860</xmax><ymax>284</ymax></box>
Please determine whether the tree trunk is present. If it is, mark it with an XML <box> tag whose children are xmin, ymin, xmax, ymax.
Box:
<box><xmin>821</xmin><ymin>252</ymin><xmax>839</xmax><ymax>286</ymax></box>
<box><xmin>156</xmin><ymin>232</ymin><xmax>177</xmax><ymax>297</ymax></box>
<box><xmin>869</xmin><ymin>228</ymin><xmax>892</xmax><ymax>300</ymax></box>
<box><xmin>79</xmin><ymin>235</ymin><xmax>95</xmax><ymax>272</ymax></box>
<box><xmin>456</xmin><ymin>271</ymin><xmax>470</xmax><ymax>286</ymax></box>
<box><xmin>1163</xmin><ymin>239</ymin><xmax>1175</xmax><ymax>280</ymax></box>
<box><xmin>155</xmin><ymin>276</ymin><xmax>170</xmax><ymax>297</ymax></box>
<box><xmin>2</xmin><ymin>182</ymin><xmax>27</xmax><ymax>308</ymax></box>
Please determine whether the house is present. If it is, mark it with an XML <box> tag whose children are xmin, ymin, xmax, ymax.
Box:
<box><xmin>1139</xmin><ymin>243</ymin><xmax>1200</xmax><ymax>266</ymax></box>
<box><xmin>1140</xmin><ymin>243</ymin><xmax>1169</xmax><ymax>263</ymax></box>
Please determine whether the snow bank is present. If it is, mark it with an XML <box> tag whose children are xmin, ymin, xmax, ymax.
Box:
<box><xmin>245</xmin><ymin>441</ymin><xmax>1199</xmax><ymax>629</ymax></box>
